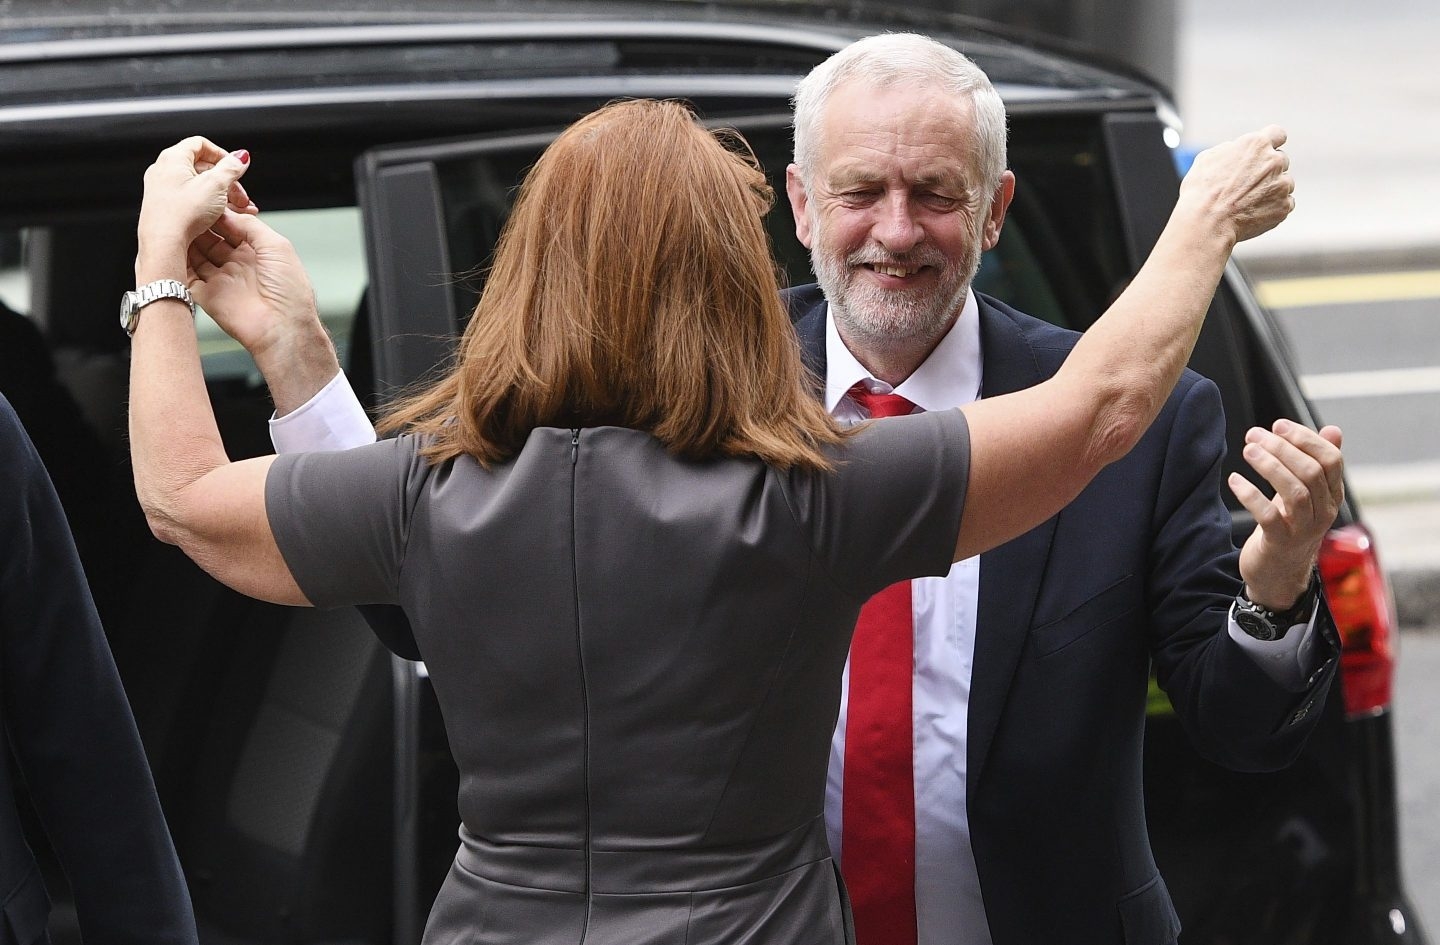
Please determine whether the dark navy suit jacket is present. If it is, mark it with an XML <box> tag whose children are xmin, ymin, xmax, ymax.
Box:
<box><xmin>787</xmin><ymin>285</ymin><xmax>1339</xmax><ymax>945</ymax></box>
<box><xmin>0</xmin><ymin>395</ymin><xmax>197</xmax><ymax>945</ymax></box>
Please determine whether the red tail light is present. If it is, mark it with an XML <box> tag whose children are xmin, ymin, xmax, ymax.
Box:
<box><xmin>1318</xmin><ymin>523</ymin><xmax>1398</xmax><ymax>718</ymax></box>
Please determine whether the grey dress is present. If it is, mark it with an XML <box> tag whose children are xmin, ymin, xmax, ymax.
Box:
<box><xmin>266</xmin><ymin>411</ymin><xmax>969</xmax><ymax>945</ymax></box>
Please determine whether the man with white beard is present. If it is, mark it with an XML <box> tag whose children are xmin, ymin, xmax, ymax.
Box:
<box><xmin>774</xmin><ymin>34</ymin><xmax>1343</xmax><ymax>945</ymax></box>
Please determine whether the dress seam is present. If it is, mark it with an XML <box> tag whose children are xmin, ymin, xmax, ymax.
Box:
<box><xmin>568</xmin><ymin>427</ymin><xmax>594</xmax><ymax>943</ymax></box>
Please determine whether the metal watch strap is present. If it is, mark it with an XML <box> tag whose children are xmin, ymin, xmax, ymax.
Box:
<box><xmin>123</xmin><ymin>278</ymin><xmax>194</xmax><ymax>337</ymax></box>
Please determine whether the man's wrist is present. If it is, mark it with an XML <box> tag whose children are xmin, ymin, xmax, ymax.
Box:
<box><xmin>1242</xmin><ymin>553</ymin><xmax>1321</xmax><ymax>612</ymax></box>
<box><xmin>252</xmin><ymin>315</ymin><xmax>342</xmax><ymax>417</ymax></box>
<box><xmin>1247</xmin><ymin>569</ymin><xmax>1320</xmax><ymax>622</ymax></box>
<box><xmin>1169</xmin><ymin>195</ymin><xmax>1239</xmax><ymax>256</ymax></box>
<box><xmin>1242</xmin><ymin>580</ymin><xmax>1311</xmax><ymax>614</ymax></box>
<box><xmin>269</xmin><ymin>369</ymin><xmax>376</xmax><ymax>453</ymax></box>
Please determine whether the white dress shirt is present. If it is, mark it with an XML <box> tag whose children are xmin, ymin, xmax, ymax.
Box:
<box><xmin>824</xmin><ymin>290</ymin><xmax>993</xmax><ymax>945</ymax></box>
<box><xmin>819</xmin><ymin>289</ymin><xmax>1318</xmax><ymax>945</ymax></box>
<box><xmin>269</xmin><ymin>369</ymin><xmax>375</xmax><ymax>454</ymax></box>
<box><xmin>270</xmin><ymin>291</ymin><xmax>1320</xmax><ymax>944</ymax></box>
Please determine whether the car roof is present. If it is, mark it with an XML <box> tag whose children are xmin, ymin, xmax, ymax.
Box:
<box><xmin>0</xmin><ymin>1</ymin><xmax>1166</xmax><ymax>220</ymax></box>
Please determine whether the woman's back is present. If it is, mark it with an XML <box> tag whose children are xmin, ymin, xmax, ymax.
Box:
<box><xmin>268</xmin><ymin>417</ymin><xmax>969</xmax><ymax>944</ymax></box>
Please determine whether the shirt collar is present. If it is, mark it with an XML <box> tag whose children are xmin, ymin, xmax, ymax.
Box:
<box><xmin>823</xmin><ymin>288</ymin><xmax>984</xmax><ymax>413</ymax></box>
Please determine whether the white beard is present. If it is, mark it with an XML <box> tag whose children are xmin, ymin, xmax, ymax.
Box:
<box><xmin>809</xmin><ymin>222</ymin><xmax>981</xmax><ymax>353</ymax></box>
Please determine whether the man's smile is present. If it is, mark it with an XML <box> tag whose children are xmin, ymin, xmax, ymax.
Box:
<box><xmin>866</xmin><ymin>262</ymin><xmax>923</xmax><ymax>278</ymax></box>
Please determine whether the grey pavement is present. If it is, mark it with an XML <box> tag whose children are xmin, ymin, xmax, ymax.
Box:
<box><xmin>1180</xmin><ymin>0</ymin><xmax>1440</xmax><ymax>632</ymax></box>
<box><xmin>1395</xmin><ymin>631</ymin><xmax>1440</xmax><ymax>933</ymax></box>
<box><xmin>1178</xmin><ymin>0</ymin><xmax>1440</xmax><ymax>262</ymax></box>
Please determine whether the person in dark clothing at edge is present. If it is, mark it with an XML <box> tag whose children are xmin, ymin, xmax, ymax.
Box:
<box><xmin>0</xmin><ymin>390</ymin><xmax>198</xmax><ymax>945</ymax></box>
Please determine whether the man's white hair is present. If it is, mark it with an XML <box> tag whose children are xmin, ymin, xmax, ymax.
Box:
<box><xmin>791</xmin><ymin>32</ymin><xmax>1008</xmax><ymax>194</ymax></box>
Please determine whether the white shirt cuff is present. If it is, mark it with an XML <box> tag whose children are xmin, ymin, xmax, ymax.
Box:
<box><xmin>268</xmin><ymin>370</ymin><xmax>377</xmax><ymax>454</ymax></box>
<box><xmin>1227</xmin><ymin>602</ymin><xmax>1322</xmax><ymax>691</ymax></box>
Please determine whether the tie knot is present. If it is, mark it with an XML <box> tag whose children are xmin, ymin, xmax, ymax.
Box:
<box><xmin>848</xmin><ymin>384</ymin><xmax>917</xmax><ymax>419</ymax></box>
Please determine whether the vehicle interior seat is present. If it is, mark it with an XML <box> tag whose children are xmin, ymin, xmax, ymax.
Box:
<box><xmin>173</xmin><ymin>291</ymin><xmax>394</xmax><ymax>945</ymax></box>
<box><xmin>24</xmin><ymin>238</ymin><xmax>397</xmax><ymax>944</ymax></box>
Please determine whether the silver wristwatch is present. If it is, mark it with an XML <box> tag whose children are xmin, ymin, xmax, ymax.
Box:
<box><xmin>120</xmin><ymin>278</ymin><xmax>195</xmax><ymax>338</ymax></box>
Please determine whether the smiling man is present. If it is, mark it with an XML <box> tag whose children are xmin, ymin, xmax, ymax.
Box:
<box><xmin>776</xmin><ymin>34</ymin><xmax>1343</xmax><ymax>945</ymax></box>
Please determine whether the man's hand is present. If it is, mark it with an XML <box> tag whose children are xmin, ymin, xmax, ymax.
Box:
<box><xmin>1229</xmin><ymin>419</ymin><xmax>1344</xmax><ymax>611</ymax></box>
<box><xmin>187</xmin><ymin>210</ymin><xmax>340</xmax><ymax>416</ymax></box>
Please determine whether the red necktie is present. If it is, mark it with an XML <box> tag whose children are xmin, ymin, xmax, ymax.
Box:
<box><xmin>842</xmin><ymin>384</ymin><xmax>918</xmax><ymax>945</ymax></box>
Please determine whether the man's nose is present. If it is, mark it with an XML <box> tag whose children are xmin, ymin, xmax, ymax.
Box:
<box><xmin>872</xmin><ymin>193</ymin><xmax>922</xmax><ymax>253</ymax></box>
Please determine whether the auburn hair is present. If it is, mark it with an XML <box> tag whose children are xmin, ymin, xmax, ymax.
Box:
<box><xmin>378</xmin><ymin>99</ymin><xmax>847</xmax><ymax>471</ymax></box>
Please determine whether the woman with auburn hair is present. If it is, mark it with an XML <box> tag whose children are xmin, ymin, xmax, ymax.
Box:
<box><xmin>377</xmin><ymin>103</ymin><xmax>842</xmax><ymax>471</ymax></box>
<box><xmin>128</xmin><ymin>100</ymin><xmax>1293</xmax><ymax>944</ymax></box>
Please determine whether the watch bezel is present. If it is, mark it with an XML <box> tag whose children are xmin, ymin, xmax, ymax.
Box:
<box><xmin>119</xmin><ymin>290</ymin><xmax>143</xmax><ymax>336</ymax></box>
<box><xmin>1232</xmin><ymin>599</ymin><xmax>1283</xmax><ymax>642</ymax></box>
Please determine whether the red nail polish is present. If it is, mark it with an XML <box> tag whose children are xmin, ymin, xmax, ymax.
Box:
<box><xmin>233</xmin><ymin>149</ymin><xmax>250</xmax><ymax>164</ymax></box>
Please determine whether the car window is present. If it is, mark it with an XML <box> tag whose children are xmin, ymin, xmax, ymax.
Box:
<box><xmin>194</xmin><ymin>207</ymin><xmax>369</xmax><ymax>380</ymax></box>
<box><xmin>417</xmin><ymin>115</ymin><xmax>1126</xmax><ymax>336</ymax></box>
<box><xmin>0</xmin><ymin>207</ymin><xmax>367</xmax><ymax>383</ymax></box>
<box><xmin>0</xmin><ymin>231</ymin><xmax>26</xmax><ymax>314</ymax></box>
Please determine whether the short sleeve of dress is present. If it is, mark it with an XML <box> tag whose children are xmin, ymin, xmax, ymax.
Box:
<box><xmin>788</xmin><ymin>408</ymin><xmax>970</xmax><ymax>600</ymax></box>
<box><xmin>265</xmin><ymin>434</ymin><xmax>428</xmax><ymax>608</ymax></box>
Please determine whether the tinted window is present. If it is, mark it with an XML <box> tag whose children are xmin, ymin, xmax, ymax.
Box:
<box><xmin>422</xmin><ymin>113</ymin><xmax>1128</xmax><ymax>336</ymax></box>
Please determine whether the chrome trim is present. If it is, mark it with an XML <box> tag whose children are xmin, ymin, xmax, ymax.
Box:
<box><xmin>0</xmin><ymin>76</ymin><xmax>1133</xmax><ymax>127</ymax></box>
<box><xmin>0</xmin><ymin>76</ymin><xmax>801</xmax><ymax>124</ymax></box>
<box><xmin>0</xmin><ymin>20</ymin><xmax>859</xmax><ymax>63</ymax></box>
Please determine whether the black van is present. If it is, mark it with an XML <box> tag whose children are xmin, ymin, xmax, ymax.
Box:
<box><xmin>0</xmin><ymin>3</ymin><xmax>1423</xmax><ymax>943</ymax></box>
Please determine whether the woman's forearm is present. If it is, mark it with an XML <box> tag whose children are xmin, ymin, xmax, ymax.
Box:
<box><xmin>954</xmin><ymin>128</ymin><xmax>1291</xmax><ymax>561</ymax></box>
<box><xmin>129</xmin><ymin>245</ymin><xmax>230</xmax><ymax>548</ymax></box>
<box><xmin>1052</xmin><ymin>197</ymin><xmax>1237</xmax><ymax>468</ymax></box>
<box><xmin>125</xmin><ymin>139</ymin><xmax>323</xmax><ymax>606</ymax></box>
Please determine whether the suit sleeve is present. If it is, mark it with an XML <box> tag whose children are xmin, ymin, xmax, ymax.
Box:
<box><xmin>0</xmin><ymin>396</ymin><xmax>199</xmax><ymax>945</ymax></box>
<box><xmin>1147</xmin><ymin>377</ymin><xmax>1339</xmax><ymax>771</ymax></box>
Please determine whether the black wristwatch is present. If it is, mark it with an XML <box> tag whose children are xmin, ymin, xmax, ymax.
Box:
<box><xmin>1232</xmin><ymin>572</ymin><xmax>1320</xmax><ymax>642</ymax></box>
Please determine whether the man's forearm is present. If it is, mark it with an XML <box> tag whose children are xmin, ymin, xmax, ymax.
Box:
<box><xmin>253</xmin><ymin>317</ymin><xmax>343</xmax><ymax>417</ymax></box>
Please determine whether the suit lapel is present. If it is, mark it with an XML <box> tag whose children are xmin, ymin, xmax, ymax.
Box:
<box><xmin>787</xmin><ymin>286</ymin><xmax>829</xmax><ymax>388</ymax></box>
<box><xmin>967</xmin><ymin>297</ymin><xmax>1061</xmax><ymax>791</ymax></box>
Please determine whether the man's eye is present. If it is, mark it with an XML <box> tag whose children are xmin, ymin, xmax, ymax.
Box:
<box><xmin>920</xmin><ymin>193</ymin><xmax>962</xmax><ymax>210</ymax></box>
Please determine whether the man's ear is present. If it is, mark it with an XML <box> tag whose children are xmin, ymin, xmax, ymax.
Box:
<box><xmin>785</xmin><ymin>164</ymin><xmax>814</xmax><ymax>249</ymax></box>
<box><xmin>982</xmin><ymin>170</ymin><xmax>1016</xmax><ymax>251</ymax></box>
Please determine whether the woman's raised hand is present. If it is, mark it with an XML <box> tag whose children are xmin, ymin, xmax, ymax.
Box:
<box><xmin>138</xmin><ymin>137</ymin><xmax>256</xmax><ymax>252</ymax></box>
<box><xmin>1179</xmin><ymin>125</ymin><xmax>1296</xmax><ymax>246</ymax></box>
<box><xmin>140</xmin><ymin>139</ymin><xmax>337</xmax><ymax>412</ymax></box>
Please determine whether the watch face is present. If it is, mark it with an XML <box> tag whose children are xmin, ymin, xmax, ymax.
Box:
<box><xmin>1235</xmin><ymin>607</ymin><xmax>1280</xmax><ymax>642</ymax></box>
<box><xmin>120</xmin><ymin>291</ymin><xmax>139</xmax><ymax>334</ymax></box>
